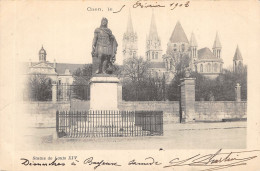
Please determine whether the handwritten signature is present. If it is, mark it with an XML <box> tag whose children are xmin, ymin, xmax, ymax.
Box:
<box><xmin>163</xmin><ymin>149</ymin><xmax>259</xmax><ymax>171</ymax></box>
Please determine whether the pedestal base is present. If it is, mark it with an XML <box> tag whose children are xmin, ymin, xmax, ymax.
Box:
<box><xmin>90</xmin><ymin>76</ymin><xmax>120</xmax><ymax>110</ymax></box>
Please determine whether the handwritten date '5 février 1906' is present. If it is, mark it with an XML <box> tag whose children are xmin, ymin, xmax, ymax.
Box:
<box><xmin>87</xmin><ymin>0</ymin><xmax>190</xmax><ymax>14</ymax></box>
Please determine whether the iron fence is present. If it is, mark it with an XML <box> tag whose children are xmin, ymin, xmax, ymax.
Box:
<box><xmin>57</xmin><ymin>84</ymin><xmax>90</xmax><ymax>101</ymax></box>
<box><xmin>56</xmin><ymin>110</ymin><xmax>163</xmax><ymax>138</ymax></box>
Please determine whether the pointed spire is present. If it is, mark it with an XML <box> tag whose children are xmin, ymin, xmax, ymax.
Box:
<box><xmin>190</xmin><ymin>32</ymin><xmax>198</xmax><ymax>47</ymax></box>
<box><xmin>148</xmin><ymin>10</ymin><xmax>159</xmax><ymax>40</ymax></box>
<box><xmin>233</xmin><ymin>45</ymin><xmax>243</xmax><ymax>60</ymax></box>
<box><xmin>126</xmin><ymin>10</ymin><xmax>134</xmax><ymax>34</ymax></box>
<box><xmin>213</xmin><ymin>32</ymin><xmax>222</xmax><ymax>48</ymax></box>
<box><xmin>169</xmin><ymin>21</ymin><xmax>189</xmax><ymax>43</ymax></box>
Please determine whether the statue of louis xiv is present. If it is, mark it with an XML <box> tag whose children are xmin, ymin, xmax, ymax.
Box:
<box><xmin>91</xmin><ymin>17</ymin><xmax>118</xmax><ymax>75</ymax></box>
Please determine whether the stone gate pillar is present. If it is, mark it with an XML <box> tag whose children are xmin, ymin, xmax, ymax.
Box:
<box><xmin>235</xmin><ymin>83</ymin><xmax>241</xmax><ymax>102</ymax></box>
<box><xmin>117</xmin><ymin>83</ymin><xmax>122</xmax><ymax>103</ymax></box>
<box><xmin>180</xmin><ymin>78</ymin><xmax>196</xmax><ymax>122</ymax></box>
<box><xmin>52</xmin><ymin>83</ymin><xmax>57</xmax><ymax>103</ymax></box>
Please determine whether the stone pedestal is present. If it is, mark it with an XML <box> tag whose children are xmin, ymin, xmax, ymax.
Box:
<box><xmin>89</xmin><ymin>76</ymin><xmax>120</xmax><ymax>110</ymax></box>
<box><xmin>180</xmin><ymin>78</ymin><xmax>196</xmax><ymax>123</ymax></box>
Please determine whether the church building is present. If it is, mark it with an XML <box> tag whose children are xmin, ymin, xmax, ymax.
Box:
<box><xmin>164</xmin><ymin>21</ymin><xmax>224</xmax><ymax>79</ymax></box>
<box><xmin>26</xmin><ymin>46</ymin><xmax>84</xmax><ymax>85</ymax></box>
<box><xmin>145</xmin><ymin>11</ymin><xmax>167</xmax><ymax>79</ymax></box>
<box><xmin>122</xmin><ymin>12</ymin><xmax>138</xmax><ymax>63</ymax></box>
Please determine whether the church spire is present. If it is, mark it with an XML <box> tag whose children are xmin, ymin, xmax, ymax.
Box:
<box><xmin>233</xmin><ymin>45</ymin><xmax>243</xmax><ymax>72</ymax></box>
<box><xmin>233</xmin><ymin>45</ymin><xmax>243</xmax><ymax>61</ymax></box>
<box><xmin>190</xmin><ymin>32</ymin><xmax>198</xmax><ymax>47</ymax></box>
<box><xmin>213</xmin><ymin>32</ymin><xmax>222</xmax><ymax>48</ymax></box>
<box><xmin>190</xmin><ymin>32</ymin><xmax>198</xmax><ymax>63</ymax></box>
<box><xmin>126</xmin><ymin>10</ymin><xmax>134</xmax><ymax>34</ymax></box>
<box><xmin>212</xmin><ymin>32</ymin><xmax>222</xmax><ymax>58</ymax></box>
<box><xmin>122</xmin><ymin>10</ymin><xmax>138</xmax><ymax>62</ymax></box>
<box><xmin>169</xmin><ymin>21</ymin><xmax>189</xmax><ymax>43</ymax></box>
<box><xmin>148</xmin><ymin>10</ymin><xmax>159</xmax><ymax>40</ymax></box>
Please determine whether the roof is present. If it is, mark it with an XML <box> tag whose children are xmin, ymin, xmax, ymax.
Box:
<box><xmin>198</xmin><ymin>47</ymin><xmax>217</xmax><ymax>60</ymax></box>
<box><xmin>233</xmin><ymin>45</ymin><xmax>243</xmax><ymax>60</ymax></box>
<box><xmin>213</xmin><ymin>32</ymin><xmax>222</xmax><ymax>48</ymax></box>
<box><xmin>24</xmin><ymin>61</ymin><xmax>85</xmax><ymax>75</ymax></box>
<box><xmin>148</xmin><ymin>11</ymin><xmax>159</xmax><ymax>40</ymax></box>
<box><xmin>190</xmin><ymin>32</ymin><xmax>198</xmax><ymax>47</ymax></box>
<box><xmin>149</xmin><ymin>62</ymin><xmax>166</xmax><ymax>69</ymax></box>
<box><xmin>169</xmin><ymin>21</ymin><xmax>189</xmax><ymax>43</ymax></box>
<box><xmin>55</xmin><ymin>63</ymin><xmax>85</xmax><ymax>75</ymax></box>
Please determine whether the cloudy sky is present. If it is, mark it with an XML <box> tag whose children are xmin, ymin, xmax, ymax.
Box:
<box><xmin>1</xmin><ymin>1</ymin><xmax>259</xmax><ymax>68</ymax></box>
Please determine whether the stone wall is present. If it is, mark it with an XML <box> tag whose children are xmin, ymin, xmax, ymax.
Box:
<box><xmin>194</xmin><ymin>101</ymin><xmax>247</xmax><ymax>121</ymax></box>
<box><xmin>119</xmin><ymin>101</ymin><xmax>180</xmax><ymax>123</ymax></box>
<box><xmin>25</xmin><ymin>100</ymin><xmax>247</xmax><ymax>127</ymax></box>
<box><xmin>25</xmin><ymin>102</ymin><xmax>70</xmax><ymax>128</ymax></box>
<box><xmin>26</xmin><ymin>101</ymin><xmax>70</xmax><ymax>114</ymax></box>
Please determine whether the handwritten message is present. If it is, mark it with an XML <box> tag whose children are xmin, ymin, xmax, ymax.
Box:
<box><xmin>20</xmin><ymin>149</ymin><xmax>259</xmax><ymax>170</ymax></box>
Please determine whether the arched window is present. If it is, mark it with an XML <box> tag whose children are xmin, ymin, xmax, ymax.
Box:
<box><xmin>170</xmin><ymin>60</ymin><xmax>173</xmax><ymax>70</ymax></box>
<box><xmin>214</xmin><ymin>63</ymin><xmax>218</xmax><ymax>72</ymax></box>
<box><xmin>173</xmin><ymin>44</ymin><xmax>177</xmax><ymax>52</ymax></box>
<box><xmin>207</xmin><ymin>63</ymin><xmax>211</xmax><ymax>72</ymax></box>
<box><xmin>155</xmin><ymin>52</ymin><xmax>158</xmax><ymax>59</ymax></box>
<box><xmin>152</xmin><ymin>52</ymin><xmax>154</xmax><ymax>59</ymax></box>
<box><xmin>181</xmin><ymin>44</ymin><xmax>185</xmax><ymax>52</ymax></box>
<box><xmin>200</xmin><ymin>64</ymin><xmax>203</xmax><ymax>72</ymax></box>
<box><xmin>195</xmin><ymin>65</ymin><xmax>197</xmax><ymax>72</ymax></box>
<box><xmin>238</xmin><ymin>61</ymin><xmax>242</xmax><ymax>69</ymax></box>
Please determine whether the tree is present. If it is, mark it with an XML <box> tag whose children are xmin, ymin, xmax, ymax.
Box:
<box><xmin>72</xmin><ymin>64</ymin><xmax>92</xmax><ymax>100</ymax></box>
<box><xmin>26</xmin><ymin>74</ymin><xmax>52</xmax><ymax>101</ymax></box>
<box><xmin>167</xmin><ymin>63</ymin><xmax>247</xmax><ymax>101</ymax></box>
<box><xmin>121</xmin><ymin>57</ymin><xmax>148</xmax><ymax>101</ymax></box>
<box><xmin>165</xmin><ymin>52</ymin><xmax>191</xmax><ymax>101</ymax></box>
<box><xmin>120</xmin><ymin>56</ymin><xmax>166</xmax><ymax>101</ymax></box>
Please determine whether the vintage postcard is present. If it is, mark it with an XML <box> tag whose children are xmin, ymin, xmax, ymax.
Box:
<box><xmin>0</xmin><ymin>0</ymin><xmax>260</xmax><ymax>170</ymax></box>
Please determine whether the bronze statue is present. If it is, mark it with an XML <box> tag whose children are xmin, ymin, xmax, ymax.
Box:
<box><xmin>92</xmin><ymin>17</ymin><xmax>118</xmax><ymax>74</ymax></box>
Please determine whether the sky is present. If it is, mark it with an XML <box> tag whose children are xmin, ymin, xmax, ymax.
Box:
<box><xmin>1</xmin><ymin>1</ymin><xmax>259</xmax><ymax>69</ymax></box>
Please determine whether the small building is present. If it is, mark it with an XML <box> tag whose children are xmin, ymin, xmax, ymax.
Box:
<box><xmin>26</xmin><ymin>46</ymin><xmax>84</xmax><ymax>85</ymax></box>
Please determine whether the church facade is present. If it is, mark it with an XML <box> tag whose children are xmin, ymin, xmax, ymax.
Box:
<box><xmin>122</xmin><ymin>12</ymin><xmax>246</xmax><ymax>81</ymax></box>
<box><xmin>26</xmin><ymin>46</ymin><xmax>84</xmax><ymax>85</ymax></box>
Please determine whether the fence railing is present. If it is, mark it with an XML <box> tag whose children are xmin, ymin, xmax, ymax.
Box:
<box><xmin>56</xmin><ymin>110</ymin><xmax>163</xmax><ymax>138</ymax></box>
<box><xmin>57</xmin><ymin>84</ymin><xmax>90</xmax><ymax>101</ymax></box>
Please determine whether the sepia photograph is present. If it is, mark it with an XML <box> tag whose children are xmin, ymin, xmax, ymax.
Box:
<box><xmin>0</xmin><ymin>0</ymin><xmax>260</xmax><ymax>170</ymax></box>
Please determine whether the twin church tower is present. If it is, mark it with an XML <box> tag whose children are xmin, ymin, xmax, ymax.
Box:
<box><xmin>122</xmin><ymin>11</ymin><xmax>243</xmax><ymax>79</ymax></box>
<box><xmin>122</xmin><ymin>11</ymin><xmax>163</xmax><ymax>63</ymax></box>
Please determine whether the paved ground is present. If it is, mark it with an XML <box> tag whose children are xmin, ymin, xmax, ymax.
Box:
<box><xmin>18</xmin><ymin>121</ymin><xmax>246</xmax><ymax>150</ymax></box>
